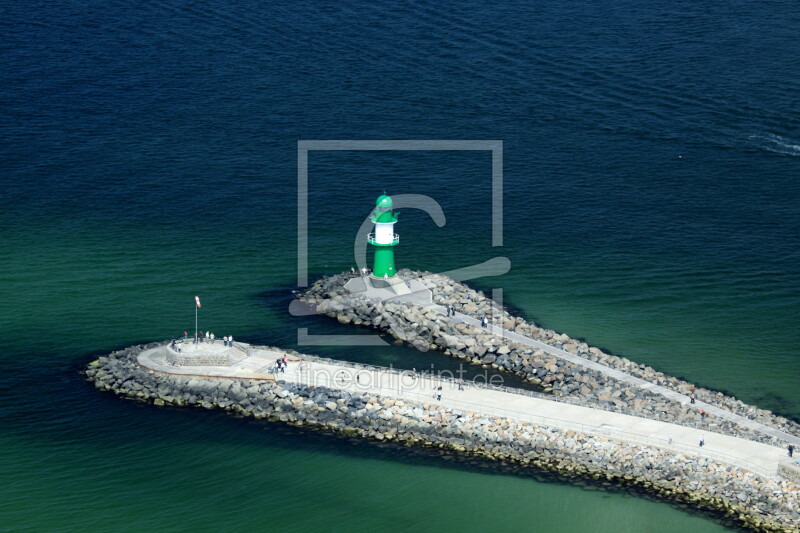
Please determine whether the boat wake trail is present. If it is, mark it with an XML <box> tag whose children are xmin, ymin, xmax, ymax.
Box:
<box><xmin>749</xmin><ymin>133</ymin><xmax>800</xmax><ymax>156</ymax></box>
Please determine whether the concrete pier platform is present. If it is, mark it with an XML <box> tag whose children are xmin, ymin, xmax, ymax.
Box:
<box><xmin>141</xmin><ymin>343</ymin><xmax>284</xmax><ymax>379</ymax></box>
<box><xmin>344</xmin><ymin>274</ymin><xmax>432</xmax><ymax>305</ymax></box>
<box><xmin>137</xmin><ymin>344</ymin><xmax>788</xmax><ymax>478</ymax></box>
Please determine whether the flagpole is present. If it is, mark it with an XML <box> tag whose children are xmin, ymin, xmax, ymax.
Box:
<box><xmin>193</xmin><ymin>296</ymin><xmax>201</xmax><ymax>343</ymax></box>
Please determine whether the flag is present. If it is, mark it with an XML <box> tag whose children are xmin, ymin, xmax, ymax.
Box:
<box><xmin>195</xmin><ymin>296</ymin><xmax>201</xmax><ymax>308</ymax></box>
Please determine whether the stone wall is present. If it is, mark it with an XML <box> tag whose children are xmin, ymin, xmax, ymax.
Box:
<box><xmin>299</xmin><ymin>269</ymin><xmax>800</xmax><ymax>447</ymax></box>
<box><xmin>85</xmin><ymin>344</ymin><xmax>800</xmax><ymax>532</ymax></box>
<box><xmin>165</xmin><ymin>348</ymin><xmax>231</xmax><ymax>367</ymax></box>
<box><xmin>779</xmin><ymin>463</ymin><xmax>800</xmax><ymax>486</ymax></box>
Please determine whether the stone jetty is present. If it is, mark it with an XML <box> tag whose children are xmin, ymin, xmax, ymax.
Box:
<box><xmin>87</xmin><ymin>342</ymin><xmax>800</xmax><ymax>531</ymax></box>
<box><xmin>85</xmin><ymin>270</ymin><xmax>800</xmax><ymax>531</ymax></box>
<box><xmin>299</xmin><ymin>269</ymin><xmax>800</xmax><ymax>448</ymax></box>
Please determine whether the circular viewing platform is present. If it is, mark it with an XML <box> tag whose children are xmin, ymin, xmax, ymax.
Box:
<box><xmin>165</xmin><ymin>340</ymin><xmax>249</xmax><ymax>367</ymax></box>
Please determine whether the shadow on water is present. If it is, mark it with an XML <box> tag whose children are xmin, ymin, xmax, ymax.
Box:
<box><xmin>749</xmin><ymin>391</ymin><xmax>800</xmax><ymax>425</ymax></box>
<box><xmin>250</xmin><ymin>283</ymin><xmax>543</xmax><ymax>392</ymax></box>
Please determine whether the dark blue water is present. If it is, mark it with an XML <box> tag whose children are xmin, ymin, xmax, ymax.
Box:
<box><xmin>1</xmin><ymin>1</ymin><xmax>799</xmax><ymax>531</ymax></box>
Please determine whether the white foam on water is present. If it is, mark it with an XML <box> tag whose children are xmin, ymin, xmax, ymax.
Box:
<box><xmin>750</xmin><ymin>133</ymin><xmax>800</xmax><ymax>156</ymax></box>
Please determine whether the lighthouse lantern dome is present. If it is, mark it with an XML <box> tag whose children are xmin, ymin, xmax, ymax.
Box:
<box><xmin>370</xmin><ymin>194</ymin><xmax>398</xmax><ymax>224</ymax></box>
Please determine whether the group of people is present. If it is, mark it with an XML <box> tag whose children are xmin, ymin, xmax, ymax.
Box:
<box><xmin>442</xmin><ymin>307</ymin><xmax>492</xmax><ymax>327</ymax></box>
<box><xmin>688</xmin><ymin>393</ymin><xmax>706</xmax><ymax>422</ymax></box>
<box><xmin>192</xmin><ymin>331</ymin><xmax>212</xmax><ymax>344</ymax></box>
<box><xmin>274</xmin><ymin>355</ymin><xmax>289</xmax><ymax>373</ymax></box>
<box><xmin>664</xmin><ymin>432</ymin><xmax>705</xmax><ymax>448</ymax></box>
<box><xmin>190</xmin><ymin>331</ymin><xmax>234</xmax><ymax>347</ymax></box>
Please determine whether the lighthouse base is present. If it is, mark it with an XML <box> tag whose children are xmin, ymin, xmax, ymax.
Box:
<box><xmin>343</xmin><ymin>273</ymin><xmax>432</xmax><ymax>305</ymax></box>
<box><xmin>365</xmin><ymin>275</ymin><xmax>400</xmax><ymax>290</ymax></box>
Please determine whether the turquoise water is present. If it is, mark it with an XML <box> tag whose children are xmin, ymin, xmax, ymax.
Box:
<box><xmin>2</xmin><ymin>1</ymin><xmax>799</xmax><ymax>531</ymax></box>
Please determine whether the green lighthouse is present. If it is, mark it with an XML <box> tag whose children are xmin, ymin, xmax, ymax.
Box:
<box><xmin>343</xmin><ymin>193</ymin><xmax>427</xmax><ymax>301</ymax></box>
<box><xmin>368</xmin><ymin>194</ymin><xmax>399</xmax><ymax>278</ymax></box>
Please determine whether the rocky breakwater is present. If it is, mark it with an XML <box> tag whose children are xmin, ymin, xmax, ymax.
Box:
<box><xmin>86</xmin><ymin>344</ymin><xmax>800</xmax><ymax>532</ymax></box>
<box><xmin>299</xmin><ymin>270</ymin><xmax>800</xmax><ymax>447</ymax></box>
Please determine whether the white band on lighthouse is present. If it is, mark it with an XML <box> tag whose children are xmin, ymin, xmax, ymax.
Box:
<box><xmin>374</xmin><ymin>223</ymin><xmax>395</xmax><ymax>244</ymax></box>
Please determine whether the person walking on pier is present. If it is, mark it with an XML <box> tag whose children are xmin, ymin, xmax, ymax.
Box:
<box><xmin>789</xmin><ymin>444</ymin><xmax>795</xmax><ymax>458</ymax></box>
<box><xmin>690</xmin><ymin>393</ymin><xmax>696</xmax><ymax>404</ymax></box>
<box><xmin>699</xmin><ymin>434</ymin><xmax>705</xmax><ymax>447</ymax></box>
<box><xmin>282</xmin><ymin>355</ymin><xmax>288</xmax><ymax>373</ymax></box>
<box><xmin>668</xmin><ymin>433</ymin><xmax>673</xmax><ymax>446</ymax></box>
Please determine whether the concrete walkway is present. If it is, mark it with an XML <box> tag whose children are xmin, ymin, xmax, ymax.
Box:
<box><xmin>138</xmin><ymin>345</ymin><xmax>788</xmax><ymax>477</ymax></box>
<box><xmin>433</xmin><ymin>305</ymin><xmax>800</xmax><ymax>447</ymax></box>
